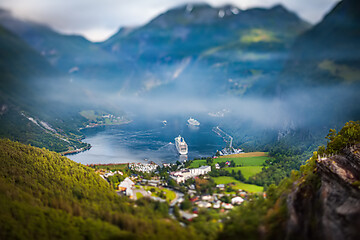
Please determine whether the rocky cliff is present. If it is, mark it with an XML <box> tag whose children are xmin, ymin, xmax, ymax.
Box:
<box><xmin>285</xmin><ymin>144</ymin><xmax>360</xmax><ymax>240</ymax></box>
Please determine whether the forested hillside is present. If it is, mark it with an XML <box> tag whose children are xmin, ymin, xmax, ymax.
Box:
<box><xmin>0</xmin><ymin>24</ymin><xmax>91</xmax><ymax>152</ymax></box>
<box><xmin>0</xmin><ymin>139</ymin><xmax>198</xmax><ymax>240</ymax></box>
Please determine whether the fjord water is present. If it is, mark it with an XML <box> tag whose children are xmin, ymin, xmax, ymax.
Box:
<box><xmin>68</xmin><ymin>117</ymin><xmax>226</xmax><ymax>165</ymax></box>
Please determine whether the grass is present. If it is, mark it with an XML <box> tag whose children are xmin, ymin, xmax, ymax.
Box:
<box><xmin>213</xmin><ymin>176</ymin><xmax>263</xmax><ymax>193</ymax></box>
<box><xmin>136</xmin><ymin>192</ymin><xmax>143</xmax><ymax>199</ymax></box>
<box><xmin>190</xmin><ymin>152</ymin><xmax>269</xmax><ymax>168</ymax></box>
<box><xmin>189</xmin><ymin>154</ymin><xmax>269</xmax><ymax>168</ymax></box>
<box><xmin>189</xmin><ymin>160</ymin><xmax>207</xmax><ymax>168</ymax></box>
<box><xmin>144</xmin><ymin>186</ymin><xmax>176</xmax><ymax>203</ymax></box>
<box><xmin>224</xmin><ymin>166</ymin><xmax>264</xmax><ymax>179</ymax></box>
<box><xmin>217</xmin><ymin>156</ymin><xmax>268</xmax><ymax>166</ymax></box>
<box><xmin>219</xmin><ymin>152</ymin><xmax>267</xmax><ymax>158</ymax></box>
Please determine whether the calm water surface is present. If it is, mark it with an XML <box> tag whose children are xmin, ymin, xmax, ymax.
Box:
<box><xmin>68</xmin><ymin>117</ymin><xmax>226</xmax><ymax>165</ymax></box>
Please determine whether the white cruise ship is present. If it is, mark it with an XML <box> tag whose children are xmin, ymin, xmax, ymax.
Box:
<box><xmin>187</xmin><ymin>117</ymin><xmax>200</xmax><ymax>126</ymax></box>
<box><xmin>175</xmin><ymin>135</ymin><xmax>188</xmax><ymax>155</ymax></box>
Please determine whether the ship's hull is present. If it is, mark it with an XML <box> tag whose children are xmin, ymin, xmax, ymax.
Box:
<box><xmin>175</xmin><ymin>136</ymin><xmax>188</xmax><ymax>155</ymax></box>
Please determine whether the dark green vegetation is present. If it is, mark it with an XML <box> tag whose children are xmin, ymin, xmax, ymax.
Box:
<box><xmin>219</xmin><ymin>121</ymin><xmax>360</xmax><ymax>240</ymax></box>
<box><xmin>0</xmin><ymin>139</ymin><xmax>199</xmax><ymax>240</ymax></box>
<box><xmin>318</xmin><ymin>120</ymin><xmax>360</xmax><ymax>155</ymax></box>
<box><xmin>0</xmin><ymin>24</ymin><xmax>88</xmax><ymax>152</ymax></box>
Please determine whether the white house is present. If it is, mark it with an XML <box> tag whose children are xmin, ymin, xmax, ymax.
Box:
<box><xmin>215</xmin><ymin>163</ymin><xmax>220</xmax><ymax>169</ymax></box>
<box><xmin>170</xmin><ymin>166</ymin><xmax>211</xmax><ymax>183</ymax></box>
<box><xmin>171</xmin><ymin>175</ymin><xmax>185</xmax><ymax>184</ymax></box>
<box><xmin>213</xmin><ymin>201</ymin><xmax>221</xmax><ymax>209</ymax></box>
<box><xmin>231</xmin><ymin>196</ymin><xmax>244</xmax><ymax>205</ymax></box>
<box><xmin>118</xmin><ymin>177</ymin><xmax>135</xmax><ymax>196</ymax></box>
<box><xmin>189</xmin><ymin>165</ymin><xmax>211</xmax><ymax>176</ymax></box>
<box><xmin>201</xmin><ymin>194</ymin><xmax>213</xmax><ymax>201</ymax></box>
<box><xmin>196</xmin><ymin>201</ymin><xmax>212</xmax><ymax>208</ymax></box>
<box><xmin>222</xmin><ymin>202</ymin><xmax>234</xmax><ymax>209</ymax></box>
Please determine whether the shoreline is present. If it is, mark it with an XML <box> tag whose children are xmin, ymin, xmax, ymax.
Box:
<box><xmin>65</xmin><ymin>120</ymin><xmax>133</xmax><ymax>156</ymax></box>
<box><xmin>62</xmin><ymin>145</ymin><xmax>91</xmax><ymax>156</ymax></box>
<box><xmin>79</xmin><ymin>120</ymin><xmax>133</xmax><ymax>131</ymax></box>
<box><xmin>85</xmin><ymin>163</ymin><xmax>129</xmax><ymax>167</ymax></box>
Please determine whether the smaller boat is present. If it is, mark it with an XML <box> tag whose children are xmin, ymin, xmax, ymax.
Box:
<box><xmin>187</xmin><ymin>117</ymin><xmax>200</xmax><ymax>126</ymax></box>
<box><xmin>162</xmin><ymin>120</ymin><xmax>167</xmax><ymax>125</ymax></box>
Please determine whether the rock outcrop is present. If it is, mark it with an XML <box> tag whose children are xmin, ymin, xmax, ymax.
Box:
<box><xmin>285</xmin><ymin>144</ymin><xmax>360</xmax><ymax>240</ymax></box>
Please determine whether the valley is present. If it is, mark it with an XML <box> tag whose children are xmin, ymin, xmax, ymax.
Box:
<box><xmin>0</xmin><ymin>0</ymin><xmax>359</xmax><ymax>239</ymax></box>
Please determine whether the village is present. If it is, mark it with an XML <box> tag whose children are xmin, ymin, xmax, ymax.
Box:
<box><xmin>91</xmin><ymin>155</ymin><xmax>265</xmax><ymax>222</ymax></box>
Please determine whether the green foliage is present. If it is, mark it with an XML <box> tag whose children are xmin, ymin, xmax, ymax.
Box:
<box><xmin>212</xmin><ymin>177</ymin><xmax>263</xmax><ymax>193</ymax></box>
<box><xmin>220</xmin><ymin>121</ymin><xmax>359</xmax><ymax>239</ymax></box>
<box><xmin>0</xmin><ymin>139</ymin><xmax>198</xmax><ymax>240</ymax></box>
<box><xmin>320</xmin><ymin>121</ymin><xmax>360</xmax><ymax>155</ymax></box>
<box><xmin>180</xmin><ymin>198</ymin><xmax>192</xmax><ymax>211</ymax></box>
<box><xmin>173</xmin><ymin>204</ymin><xmax>180</xmax><ymax>218</ymax></box>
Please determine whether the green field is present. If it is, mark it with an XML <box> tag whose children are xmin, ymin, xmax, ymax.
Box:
<box><xmin>144</xmin><ymin>186</ymin><xmax>176</xmax><ymax>203</ymax></box>
<box><xmin>216</xmin><ymin>156</ymin><xmax>268</xmax><ymax>166</ymax></box>
<box><xmin>189</xmin><ymin>159</ymin><xmax>207</xmax><ymax>168</ymax></box>
<box><xmin>190</xmin><ymin>155</ymin><xmax>269</xmax><ymax>168</ymax></box>
<box><xmin>213</xmin><ymin>176</ymin><xmax>263</xmax><ymax>193</ymax></box>
<box><xmin>224</xmin><ymin>166</ymin><xmax>264</xmax><ymax>179</ymax></box>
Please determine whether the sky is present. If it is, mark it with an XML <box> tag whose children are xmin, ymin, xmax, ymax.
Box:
<box><xmin>0</xmin><ymin>0</ymin><xmax>339</xmax><ymax>42</ymax></box>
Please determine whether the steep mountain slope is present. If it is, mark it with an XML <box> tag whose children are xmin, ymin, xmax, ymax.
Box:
<box><xmin>0</xmin><ymin>25</ymin><xmax>88</xmax><ymax>152</ymax></box>
<box><xmin>101</xmin><ymin>3</ymin><xmax>310</xmax><ymax>95</ymax></box>
<box><xmin>0</xmin><ymin>139</ymin><xmax>197</xmax><ymax>240</ymax></box>
<box><xmin>0</xmin><ymin>9</ymin><xmax>123</xmax><ymax>91</ymax></box>
<box><xmin>220</xmin><ymin>121</ymin><xmax>360</xmax><ymax>240</ymax></box>
<box><xmin>281</xmin><ymin>0</ymin><xmax>360</xmax><ymax>88</ymax></box>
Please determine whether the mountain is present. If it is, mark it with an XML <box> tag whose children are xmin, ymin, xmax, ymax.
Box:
<box><xmin>0</xmin><ymin>9</ymin><xmax>125</xmax><ymax>92</ymax></box>
<box><xmin>0</xmin><ymin>4</ymin><xmax>310</xmax><ymax>96</ymax></box>
<box><xmin>0</xmin><ymin>139</ymin><xmax>197</xmax><ymax>240</ymax></box>
<box><xmin>281</xmin><ymin>0</ymin><xmax>360</xmax><ymax>88</ymax></box>
<box><xmin>0</xmin><ymin>24</ymin><xmax>89</xmax><ymax>152</ymax></box>
<box><xmin>101</xmin><ymin>3</ymin><xmax>311</xmax><ymax>96</ymax></box>
<box><xmin>220</xmin><ymin>121</ymin><xmax>360</xmax><ymax>240</ymax></box>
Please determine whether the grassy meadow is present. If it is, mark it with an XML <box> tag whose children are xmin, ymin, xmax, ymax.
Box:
<box><xmin>190</xmin><ymin>152</ymin><xmax>269</xmax><ymax>193</ymax></box>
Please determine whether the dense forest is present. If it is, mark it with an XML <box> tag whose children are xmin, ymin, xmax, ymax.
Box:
<box><xmin>0</xmin><ymin>139</ymin><xmax>198</xmax><ymax>240</ymax></box>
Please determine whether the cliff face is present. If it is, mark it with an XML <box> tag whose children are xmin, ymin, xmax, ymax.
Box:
<box><xmin>285</xmin><ymin>144</ymin><xmax>360</xmax><ymax>240</ymax></box>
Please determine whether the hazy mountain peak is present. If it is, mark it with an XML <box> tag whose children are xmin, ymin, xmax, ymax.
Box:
<box><xmin>0</xmin><ymin>8</ymin><xmax>11</xmax><ymax>17</ymax></box>
<box><xmin>321</xmin><ymin>0</ymin><xmax>360</xmax><ymax>26</ymax></box>
<box><xmin>270</xmin><ymin>4</ymin><xmax>288</xmax><ymax>12</ymax></box>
